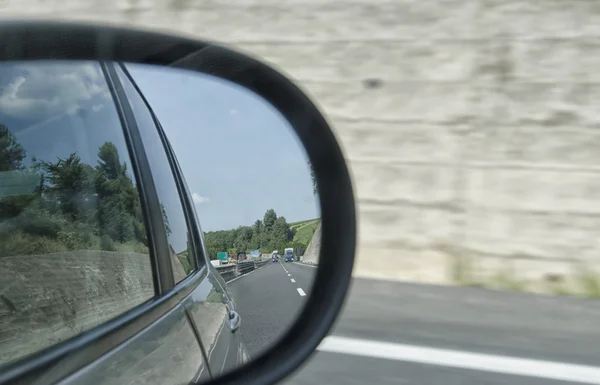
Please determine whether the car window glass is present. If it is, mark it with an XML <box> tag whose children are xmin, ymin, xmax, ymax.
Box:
<box><xmin>114</xmin><ymin>64</ymin><xmax>198</xmax><ymax>283</ymax></box>
<box><xmin>0</xmin><ymin>61</ymin><xmax>155</xmax><ymax>366</ymax></box>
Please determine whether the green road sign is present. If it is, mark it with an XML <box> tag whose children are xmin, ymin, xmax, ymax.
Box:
<box><xmin>217</xmin><ymin>252</ymin><xmax>228</xmax><ymax>261</ymax></box>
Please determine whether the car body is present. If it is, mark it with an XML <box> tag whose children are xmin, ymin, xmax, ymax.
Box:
<box><xmin>0</xmin><ymin>21</ymin><xmax>358</xmax><ymax>385</ymax></box>
<box><xmin>0</xmin><ymin>60</ymin><xmax>248</xmax><ymax>385</ymax></box>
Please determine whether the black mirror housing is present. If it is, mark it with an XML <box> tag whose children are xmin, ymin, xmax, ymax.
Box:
<box><xmin>0</xmin><ymin>19</ymin><xmax>356</xmax><ymax>385</ymax></box>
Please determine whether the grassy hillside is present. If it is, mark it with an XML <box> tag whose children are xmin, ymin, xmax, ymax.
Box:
<box><xmin>290</xmin><ymin>218</ymin><xmax>319</xmax><ymax>230</ymax></box>
<box><xmin>292</xmin><ymin>218</ymin><xmax>320</xmax><ymax>246</ymax></box>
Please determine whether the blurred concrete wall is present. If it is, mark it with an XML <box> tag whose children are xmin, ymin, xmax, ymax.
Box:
<box><xmin>5</xmin><ymin>0</ymin><xmax>600</xmax><ymax>292</ymax></box>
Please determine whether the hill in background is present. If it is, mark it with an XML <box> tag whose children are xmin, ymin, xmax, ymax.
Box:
<box><xmin>290</xmin><ymin>218</ymin><xmax>319</xmax><ymax>246</ymax></box>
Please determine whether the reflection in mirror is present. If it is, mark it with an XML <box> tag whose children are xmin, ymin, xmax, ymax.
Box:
<box><xmin>0</xmin><ymin>61</ymin><xmax>156</xmax><ymax>369</ymax></box>
<box><xmin>0</xmin><ymin>59</ymin><xmax>320</xmax><ymax>383</ymax></box>
<box><xmin>125</xmin><ymin>62</ymin><xmax>321</xmax><ymax>377</ymax></box>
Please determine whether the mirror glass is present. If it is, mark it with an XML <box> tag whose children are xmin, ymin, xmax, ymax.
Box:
<box><xmin>0</xmin><ymin>60</ymin><xmax>320</xmax><ymax>381</ymax></box>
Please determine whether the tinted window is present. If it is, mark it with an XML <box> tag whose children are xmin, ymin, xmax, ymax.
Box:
<box><xmin>0</xmin><ymin>61</ymin><xmax>155</xmax><ymax>366</ymax></box>
<box><xmin>114</xmin><ymin>64</ymin><xmax>197</xmax><ymax>283</ymax></box>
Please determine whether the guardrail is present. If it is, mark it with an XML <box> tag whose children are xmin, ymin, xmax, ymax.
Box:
<box><xmin>214</xmin><ymin>258</ymin><xmax>271</xmax><ymax>282</ymax></box>
<box><xmin>255</xmin><ymin>260</ymin><xmax>270</xmax><ymax>268</ymax></box>
<box><xmin>237</xmin><ymin>260</ymin><xmax>255</xmax><ymax>275</ymax></box>
<box><xmin>215</xmin><ymin>264</ymin><xmax>237</xmax><ymax>281</ymax></box>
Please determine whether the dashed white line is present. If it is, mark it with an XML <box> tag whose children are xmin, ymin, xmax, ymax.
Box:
<box><xmin>318</xmin><ymin>336</ymin><xmax>600</xmax><ymax>384</ymax></box>
<box><xmin>287</xmin><ymin>274</ymin><xmax>291</xmax><ymax>276</ymax></box>
<box><xmin>291</xmin><ymin>279</ymin><xmax>296</xmax><ymax>283</ymax></box>
<box><xmin>296</xmin><ymin>288</ymin><xmax>306</xmax><ymax>296</ymax></box>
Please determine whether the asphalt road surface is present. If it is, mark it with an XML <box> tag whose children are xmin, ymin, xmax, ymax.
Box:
<box><xmin>227</xmin><ymin>260</ymin><xmax>316</xmax><ymax>358</ymax></box>
<box><xmin>230</xmin><ymin>264</ymin><xmax>600</xmax><ymax>384</ymax></box>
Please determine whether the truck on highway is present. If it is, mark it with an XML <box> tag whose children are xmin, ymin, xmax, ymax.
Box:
<box><xmin>284</xmin><ymin>248</ymin><xmax>294</xmax><ymax>262</ymax></box>
<box><xmin>236</xmin><ymin>251</ymin><xmax>247</xmax><ymax>262</ymax></box>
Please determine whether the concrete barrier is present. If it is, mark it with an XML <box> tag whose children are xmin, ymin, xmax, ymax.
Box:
<box><xmin>302</xmin><ymin>221</ymin><xmax>321</xmax><ymax>265</ymax></box>
<box><xmin>215</xmin><ymin>264</ymin><xmax>237</xmax><ymax>282</ymax></box>
<box><xmin>0</xmin><ymin>250</ymin><xmax>154</xmax><ymax>365</ymax></box>
<box><xmin>215</xmin><ymin>259</ymin><xmax>270</xmax><ymax>282</ymax></box>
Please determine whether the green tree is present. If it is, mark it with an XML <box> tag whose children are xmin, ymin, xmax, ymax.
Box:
<box><xmin>263</xmin><ymin>209</ymin><xmax>277</xmax><ymax>230</ymax></box>
<box><xmin>308</xmin><ymin>161</ymin><xmax>317</xmax><ymax>196</ymax></box>
<box><xmin>203</xmin><ymin>208</ymin><xmax>313</xmax><ymax>256</ymax></box>
<box><xmin>94</xmin><ymin>141</ymin><xmax>144</xmax><ymax>245</ymax></box>
<box><xmin>97</xmin><ymin>142</ymin><xmax>124</xmax><ymax>180</ymax></box>
<box><xmin>160</xmin><ymin>203</ymin><xmax>171</xmax><ymax>236</ymax></box>
<box><xmin>0</xmin><ymin>128</ymin><xmax>40</xmax><ymax>220</ymax></box>
<box><xmin>0</xmin><ymin>124</ymin><xmax>25</xmax><ymax>172</ymax></box>
<box><xmin>38</xmin><ymin>153</ymin><xmax>94</xmax><ymax>221</ymax></box>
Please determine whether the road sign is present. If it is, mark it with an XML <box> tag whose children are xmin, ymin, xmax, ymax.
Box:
<box><xmin>217</xmin><ymin>252</ymin><xmax>228</xmax><ymax>261</ymax></box>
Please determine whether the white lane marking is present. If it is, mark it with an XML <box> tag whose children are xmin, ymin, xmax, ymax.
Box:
<box><xmin>318</xmin><ymin>336</ymin><xmax>600</xmax><ymax>384</ymax></box>
<box><xmin>296</xmin><ymin>288</ymin><xmax>306</xmax><ymax>296</ymax></box>
<box><xmin>287</xmin><ymin>274</ymin><xmax>291</xmax><ymax>276</ymax></box>
<box><xmin>279</xmin><ymin>262</ymin><xmax>289</xmax><ymax>275</ymax></box>
<box><xmin>293</xmin><ymin>262</ymin><xmax>318</xmax><ymax>268</ymax></box>
<box><xmin>291</xmin><ymin>279</ymin><xmax>296</xmax><ymax>283</ymax></box>
<box><xmin>220</xmin><ymin>342</ymin><xmax>231</xmax><ymax>372</ymax></box>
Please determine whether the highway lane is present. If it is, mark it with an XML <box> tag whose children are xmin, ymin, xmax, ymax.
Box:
<box><xmin>284</xmin><ymin>278</ymin><xmax>600</xmax><ymax>385</ymax></box>
<box><xmin>331</xmin><ymin>279</ymin><xmax>600</xmax><ymax>367</ymax></box>
<box><xmin>226</xmin><ymin>260</ymin><xmax>316</xmax><ymax>358</ymax></box>
<box><xmin>228</xmin><ymin>267</ymin><xmax>600</xmax><ymax>384</ymax></box>
<box><xmin>284</xmin><ymin>352</ymin><xmax>577</xmax><ymax>385</ymax></box>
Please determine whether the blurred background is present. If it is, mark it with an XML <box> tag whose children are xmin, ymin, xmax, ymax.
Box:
<box><xmin>5</xmin><ymin>1</ymin><xmax>600</xmax><ymax>384</ymax></box>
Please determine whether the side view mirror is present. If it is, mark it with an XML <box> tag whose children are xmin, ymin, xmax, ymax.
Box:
<box><xmin>0</xmin><ymin>20</ymin><xmax>356</xmax><ymax>385</ymax></box>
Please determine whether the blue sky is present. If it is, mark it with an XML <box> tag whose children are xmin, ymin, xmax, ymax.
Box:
<box><xmin>125</xmin><ymin>63</ymin><xmax>319</xmax><ymax>231</ymax></box>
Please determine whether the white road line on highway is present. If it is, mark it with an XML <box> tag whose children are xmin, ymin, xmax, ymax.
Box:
<box><xmin>318</xmin><ymin>336</ymin><xmax>600</xmax><ymax>384</ymax></box>
<box><xmin>291</xmin><ymin>279</ymin><xmax>296</xmax><ymax>283</ymax></box>
<box><xmin>279</xmin><ymin>262</ymin><xmax>289</xmax><ymax>275</ymax></box>
<box><xmin>287</xmin><ymin>274</ymin><xmax>291</xmax><ymax>276</ymax></box>
<box><xmin>220</xmin><ymin>343</ymin><xmax>231</xmax><ymax>373</ymax></box>
<box><xmin>297</xmin><ymin>288</ymin><xmax>306</xmax><ymax>296</ymax></box>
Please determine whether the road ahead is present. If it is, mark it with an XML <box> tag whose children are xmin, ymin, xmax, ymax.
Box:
<box><xmin>229</xmin><ymin>265</ymin><xmax>600</xmax><ymax>385</ymax></box>
<box><xmin>227</xmin><ymin>260</ymin><xmax>316</xmax><ymax>357</ymax></box>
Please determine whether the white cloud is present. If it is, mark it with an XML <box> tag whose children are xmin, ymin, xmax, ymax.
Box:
<box><xmin>92</xmin><ymin>104</ymin><xmax>105</xmax><ymax>112</ymax></box>
<box><xmin>0</xmin><ymin>61</ymin><xmax>109</xmax><ymax>121</ymax></box>
<box><xmin>192</xmin><ymin>193</ymin><xmax>209</xmax><ymax>204</ymax></box>
<box><xmin>229</xmin><ymin>109</ymin><xmax>238</xmax><ymax>115</ymax></box>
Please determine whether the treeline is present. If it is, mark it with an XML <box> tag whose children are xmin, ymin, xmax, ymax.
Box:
<box><xmin>203</xmin><ymin>209</ymin><xmax>307</xmax><ymax>260</ymax></box>
<box><xmin>0</xmin><ymin>124</ymin><xmax>149</xmax><ymax>257</ymax></box>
